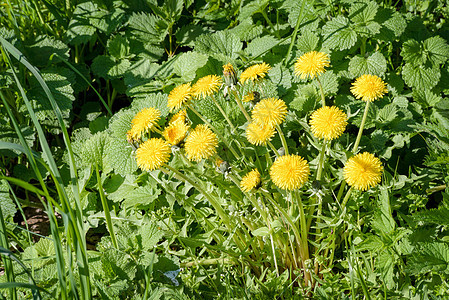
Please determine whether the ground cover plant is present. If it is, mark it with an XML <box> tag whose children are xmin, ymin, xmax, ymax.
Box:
<box><xmin>1</xmin><ymin>0</ymin><xmax>449</xmax><ymax>298</ymax></box>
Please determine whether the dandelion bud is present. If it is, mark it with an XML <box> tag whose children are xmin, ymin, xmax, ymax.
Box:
<box><xmin>223</xmin><ymin>63</ymin><xmax>237</xmax><ymax>88</ymax></box>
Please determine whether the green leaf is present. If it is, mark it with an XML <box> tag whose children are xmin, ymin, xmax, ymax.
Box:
<box><xmin>104</xmin><ymin>174</ymin><xmax>137</xmax><ymax>203</ymax></box>
<box><xmin>0</xmin><ymin>124</ymin><xmax>35</xmax><ymax>157</ymax></box>
<box><xmin>376</xmin><ymin>250</ymin><xmax>395</xmax><ymax>289</ymax></box>
<box><xmin>402</xmin><ymin>62</ymin><xmax>440</xmax><ymax>90</ymax></box>
<box><xmin>131</xmin><ymin>93</ymin><xmax>170</xmax><ymax>118</ymax></box>
<box><xmin>289</xmin><ymin>85</ymin><xmax>319</xmax><ymax>116</ymax></box>
<box><xmin>408</xmin><ymin>243</ymin><xmax>449</xmax><ymax>274</ymax></box>
<box><xmin>424</xmin><ymin>36</ymin><xmax>449</xmax><ymax>66</ymax></box>
<box><xmin>0</xmin><ymin>180</ymin><xmax>16</xmax><ymax>221</ymax></box>
<box><xmin>26</xmin><ymin>35</ymin><xmax>70</xmax><ymax>67</ymax></box>
<box><xmin>65</xmin><ymin>2</ymin><xmax>97</xmax><ymax>45</ymax></box>
<box><xmin>349</xmin><ymin>1</ymin><xmax>380</xmax><ymax>35</ymax></box>
<box><xmin>282</xmin><ymin>0</ymin><xmax>322</xmax><ymax>33</ymax></box>
<box><xmin>322</xmin><ymin>16</ymin><xmax>357</xmax><ymax>50</ymax></box>
<box><xmin>238</xmin><ymin>0</ymin><xmax>269</xmax><ymax>21</ymax></box>
<box><xmin>296</xmin><ymin>31</ymin><xmax>320</xmax><ymax>53</ymax></box>
<box><xmin>107</xmin><ymin>35</ymin><xmax>130</xmax><ymax>59</ymax></box>
<box><xmin>413</xmin><ymin>89</ymin><xmax>442</xmax><ymax>108</ymax></box>
<box><xmin>80</xmin><ymin>132</ymin><xmax>110</xmax><ymax>169</ymax></box>
<box><xmin>228</xmin><ymin>18</ymin><xmax>263</xmax><ymax>42</ymax></box>
<box><xmin>123</xmin><ymin>183</ymin><xmax>162</xmax><ymax>208</ymax></box>
<box><xmin>252</xmin><ymin>227</ymin><xmax>270</xmax><ymax>237</ymax></box>
<box><xmin>140</xmin><ymin>221</ymin><xmax>164</xmax><ymax>250</ymax></box>
<box><xmin>377</xmin><ymin>103</ymin><xmax>397</xmax><ymax>124</ymax></box>
<box><xmin>128</xmin><ymin>12</ymin><xmax>169</xmax><ymax>44</ymax></box>
<box><xmin>413</xmin><ymin>206</ymin><xmax>449</xmax><ymax>226</ymax></box>
<box><xmin>91</xmin><ymin>55</ymin><xmax>131</xmax><ymax>79</ymax></box>
<box><xmin>371</xmin><ymin>188</ymin><xmax>395</xmax><ymax>235</ymax></box>
<box><xmin>375</xmin><ymin>9</ymin><xmax>406</xmax><ymax>41</ymax></box>
<box><xmin>175</xmin><ymin>24</ymin><xmax>208</xmax><ymax>47</ymax></box>
<box><xmin>173</xmin><ymin>51</ymin><xmax>208</xmax><ymax>82</ymax></box>
<box><xmin>268</xmin><ymin>63</ymin><xmax>292</xmax><ymax>96</ymax></box>
<box><xmin>101</xmin><ymin>248</ymin><xmax>137</xmax><ymax>280</ymax></box>
<box><xmin>312</xmin><ymin>70</ymin><xmax>338</xmax><ymax>95</ymax></box>
<box><xmin>348</xmin><ymin>52</ymin><xmax>387</xmax><ymax>78</ymax></box>
<box><xmin>195</xmin><ymin>31</ymin><xmax>243</xmax><ymax>60</ymax></box>
<box><xmin>246</xmin><ymin>35</ymin><xmax>280</xmax><ymax>58</ymax></box>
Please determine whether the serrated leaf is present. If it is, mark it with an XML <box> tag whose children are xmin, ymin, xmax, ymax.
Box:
<box><xmin>431</xmin><ymin>108</ymin><xmax>449</xmax><ymax>130</ymax></box>
<box><xmin>91</xmin><ymin>55</ymin><xmax>130</xmax><ymax>79</ymax></box>
<box><xmin>282</xmin><ymin>0</ymin><xmax>321</xmax><ymax>33</ymax></box>
<box><xmin>105</xmin><ymin>138</ymin><xmax>138</xmax><ymax>176</ymax></box>
<box><xmin>376</xmin><ymin>251</ymin><xmax>395</xmax><ymax>288</ymax></box>
<box><xmin>195</xmin><ymin>31</ymin><xmax>243</xmax><ymax>60</ymax></box>
<box><xmin>123</xmin><ymin>183</ymin><xmax>161</xmax><ymax>208</ymax></box>
<box><xmin>140</xmin><ymin>221</ymin><xmax>164</xmax><ymax>250</ymax></box>
<box><xmin>289</xmin><ymin>85</ymin><xmax>319</xmax><ymax>116</ymax></box>
<box><xmin>66</xmin><ymin>2</ymin><xmax>97</xmax><ymax>45</ymax></box>
<box><xmin>101</xmin><ymin>248</ymin><xmax>137</xmax><ymax>279</ymax></box>
<box><xmin>413</xmin><ymin>206</ymin><xmax>449</xmax><ymax>226</ymax></box>
<box><xmin>296</xmin><ymin>31</ymin><xmax>320</xmax><ymax>53</ymax></box>
<box><xmin>413</xmin><ymin>89</ymin><xmax>442</xmax><ymax>108</ymax></box>
<box><xmin>377</xmin><ymin>103</ymin><xmax>397</xmax><ymax>123</ymax></box>
<box><xmin>0</xmin><ymin>124</ymin><xmax>35</xmax><ymax>157</ymax></box>
<box><xmin>375</xmin><ymin>9</ymin><xmax>406</xmax><ymax>41</ymax></box>
<box><xmin>371</xmin><ymin>188</ymin><xmax>395</xmax><ymax>235</ymax></box>
<box><xmin>312</xmin><ymin>70</ymin><xmax>338</xmax><ymax>95</ymax></box>
<box><xmin>238</xmin><ymin>0</ymin><xmax>269</xmax><ymax>21</ymax></box>
<box><xmin>0</xmin><ymin>180</ymin><xmax>16</xmax><ymax>221</ymax></box>
<box><xmin>424</xmin><ymin>36</ymin><xmax>449</xmax><ymax>66</ymax></box>
<box><xmin>370</xmin><ymin>130</ymin><xmax>388</xmax><ymax>152</ymax></box>
<box><xmin>408</xmin><ymin>243</ymin><xmax>449</xmax><ymax>274</ymax></box>
<box><xmin>175</xmin><ymin>24</ymin><xmax>208</xmax><ymax>47</ymax></box>
<box><xmin>26</xmin><ymin>35</ymin><xmax>70</xmax><ymax>67</ymax></box>
<box><xmin>348</xmin><ymin>52</ymin><xmax>387</xmax><ymax>78</ymax></box>
<box><xmin>128</xmin><ymin>12</ymin><xmax>169</xmax><ymax>44</ymax></box>
<box><xmin>131</xmin><ymin>93</ymin><xmax>170</xmax><ymax>118</ymax></box>
<box><xmin>107</xmin><ymin>35</ymin><xmax>130</xmax><ymax>59</ymax></box>
<box><xmin>80</xmin><ymin>131</ymin><xmax>110</xmax><ymax>169</ymax></box>
<box><xmin>268</xmin><ymin>63</ymin><xmax>292</xmax><ymax>96</ymax></box>
<box><xmin>349</xmin><ymin>1</ymin><xmax>380</xmax><ymax>35</ymax></box>
<box><xmin>322</xmin><ymin>16</ymin><xmax>357</xmax><ymax>50</ymax></box>
<box><xmin>402</xmin><ymin>62</ymin><xmax>440</xmax><ymax>90</ymax></box>
<box><xmin>246</xmin><ymin>35</ymin><xmax>279</xmax><ymax>58</ymax></box>
<box><xmin>173</xmin><ymin>51</ymin><xmax>208</xmax><ymax>81</ymax></box>
<box><xmin>228</xmin><ymin>18</ymin><xmax>263</xmax><ymax>42</ymax></box>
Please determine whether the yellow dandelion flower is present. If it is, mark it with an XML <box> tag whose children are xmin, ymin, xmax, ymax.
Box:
<box><xmin>136</xmin><ymin>138</ymin><xmax>171</xmax><ymax>171</ymax></box>
<box><xmin>192</xmin><ymin>75</ymin><xmax>222</xmax><ymax>99</ymax></box>
<box><xmin>350</xmin><ymin>74</ymin><xmax>388</xmax><ymax>102</ymax></box>
<box><xmin>270</xmin><ymin>154</ymin><xmax>310</xmax><ymax>190</ymax></box>
<box><xmin>252</xmin><ymin>98</ymin><xmax>288</xmax><ymax>127</ymax></box>
<box><xmin>343</xmin><ymin>152</ymin><xmax>383</xmax><ymax>191</ymax></box>
<box><xmin>239</xmin><ymin>62</ymin><xmax>271</xmax><ymax>84</ymax></box>
<box><xmin>223</xmin><ymin>63</ymin><xmax>237</xmax><ymax>87</ymax></box>
<box><xmin>246</xmin><ymin>122</ymin><xmax>276</xmax><ymax>145</ymax></box>
<box><xmin>240</xmin><ymin>169</ymin><xmax>261</xmax><ymax>192</ymax></box>
<box><xmin>294</xmin><ymin>51</ymin><xmax>330</xmax><ymax>80</ymax></box>
<box><xmin>128</xmin><ymin>107</ymin><xmax>161</xmax><ymax>141</ymax></box>
<box><xmin>242</xmin><ymin>92</ymin><xmax>255</xmax><ymax>103</ymax></box>
<box><xmin>163</xmin><ymin>120</ymin><xmax>189</xmax><ymax>146</ymax></box>
<box><xmin>309</xmin><ymin>106</ymin><xmax>347</xmax><ymax>140</ymax></box>
<box><xmin>169</xmin><ymin>110</ymin><xmax>187</xmax><ymax>125</ymax></box>
<box><xmin>184</xmin><ymin>124</ymin><xmax>218</xmax><ymax>162</ymax></box>
<box><xmin>168</xmin><ymin>83</ymin><xmax>192</xmax><ymax>111</ymax></box>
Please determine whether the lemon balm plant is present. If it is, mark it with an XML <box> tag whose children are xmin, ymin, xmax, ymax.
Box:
<box><xmin>125</xmin><ymin>52</ymin><xmax>388</xmax><ymax>290</ymax></box>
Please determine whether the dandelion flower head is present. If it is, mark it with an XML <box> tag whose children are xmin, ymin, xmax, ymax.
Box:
<box><xmin>136</xmin><ymin>138</ymin><xmax>171</xmax><ymax>171</ymax></box>
<box><xmin>246</xmin><ymin>122</ymin><xmax>275</xmax><ymax>146</ymax></box>
<box><xmin>343</xmin><ymin>152</ymin><xmax>383</xmax><ymax>191</ymax></box>
<box><xmin>294</xmin><ymin>51</ymin><xmax>330</xmax><ymax>80</ymax></box>
<box><xmin>184</xmin><ymin>124</ymin><xmax>218</xmax><ymax>162</ymax></box>
<box><xmin>252</xmin><ymin>98</ymin><xmax>288</xmax><ymax>127</ymax></box>
<box><xmin>192</xmin><ymin>75</ymin><xmax>222</xmax><ymax>99</ymax></box>
<box><xmin>239</xmin><ymin>62</ymin><xmax>271</xmax><ymax>84</ymax></box>
<box><xmin>163</xmin><ymin>120</ymin><xmax>189</xmax><ymax>146</ymax></box>
<box><xmin>309</xmin><ymin>106</ymin><xmax>347</xmax><ymax>140</ymax></box>
<box><xmin>169</xmin><ymin>110</ymin><xmax>187</xmax><ymax>125</ymax></box>
<box><xmin>240</xmin><ymin>169</ymin><xmax>261</xmax><ymax>192</ymax></box>
<box><xmin>168</xmin><ymin>83</ymin><xmax>192</xmax><ymax>111</ymax></box>
<box><xmin>128</xmin><ymin>107</ymin><xmax>161</xmax><ymax>141</ymax></box>
<box><xmin>223</xmin><ymin>63</ymin><xmax>237</xmax><ymax>87</ymax></box>
<box><xmin>350</xmin><ymin>74</ymin><xmax>388</xmax><ymax>102</ymax></box>
<box><xmin>270</xmin><ymin>154</ymin><xmax>310</xmax><ymax>190</ymax></box>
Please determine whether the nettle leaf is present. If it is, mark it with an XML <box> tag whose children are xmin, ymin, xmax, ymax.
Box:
<box><xmin>349</xmin><ymin>1</ymin><xmax>380</xmax><ymax>35</ymax></box>
<box><xmin>282</xmin><ymin>0</ymin><xmax>321</xmax><ymax>32</ymax></box>
<box><xmin>107</xmin><ymin>35</ymin><xmax>130</xmax><ymax>59</ymax></box>
<box><xmin>402</xmin><ymin>36</ymin><xmax>449</xmax><ymax>67</ymax></box>
<box><xmin>104</xmin><ymin>174</ymin><xmax>138</xmax><ymax>203</ymax></box>
<box><xmin>66</xmin><ymin>2</ymin><xmax>97</xmax><ymax>45</ymax></box>
<box><xmin>0</xmin><ymin>180</ymin><xmax>16</xmax><ymax>221</ymax></box>
<box><xmin>0</xmin><ymin>124</ymin><xmax>35</xmax><ymax>157</ymax></box>
<box><xmin>375</xmin><ymin>9</ymin><xmax>406</xmax><ymax>41</ymax></box>
<box><xmin>175</xmin><ymin>24</ymin><xmax>209</xmax><ymax>47</ymax></box>
<box><xmin>322</xmin><ymin>16</ymin><xmax>357</xmax><ymax>50</ymax></box>
<box><xmin>80</xmin><ymin>131</ymin><xmax>110</xmax><ymax>170</ymax></box>
<box><xmin>124</xmin><ymin>59</ymin><xmax>168</xmax><ymax>97</ymax></box>
<box><xmin>238</xmin><ymin>0</ymin><xmax>269</xmax><ymax>21</ymax></box>
<box><xmin>128</xmin><ymin>12</ymin><xmax>169</xmax><ymax>44</ymax></box>
<box><xmin>131</xmin><ymin>93</ymin><xmax>170</xmax><ymax>118</ymax></box>
<box><xmin>91</xmin><ymin>55</ymin><xmax>131</xmax><ymax>79</ymax></box>
<box><xmin>269</xmin><ymin>63</ymin><xmax>292</xmax><ymax>97</ymax></box>
<box><xmin>413</xmin><ymin>89</ymin><xmax>442</xmax><ymax>108</ymax></box>
<box><xmin>173</xmin><ymin>51</ymin><xmax>208</xmax><ymax>82</ymax></box>
<box><xmin>402</xmin><ymin>62</ymin><xmax>441</xmax><ymax>90</ymax></box>
<box><xmin>296</xmin><ymin>31</ymin><xmax>320</xmax><ymax>53</ymax></box>
<box><xmin>312</xmin><ymin>70</ymin><xmax>338</xmax><ymax>95</ymax></box>
<box><xmin>26</xmin><ymin>35</ymin><xmax>70</xmax><ymax>67</ymax></box>
<box><xmin>195</xmin><ymin>31</ymin><xmax>243</xmax><ymax>60</ymax></box>
<box><xmin>408</xmin><ymin>243</ymin><xmax>449</xmax><ymax>274</ymax></box>
<box><xmin>140</xmin><ymin>220</ymin><xmax>164</xmax><ymax>250</ymax></box>
<box><xmin>290</xmin><ymin>85</ymin><xmax>319</xmax><ymax>116</ymax></box>
<box><xmin>377</xmin><ymin>103</ymin><xmax>397</xmax><ymax>124</ymax></box>
<box><xmin>228</xmin><ymin>18</ymin><xmax>263</xmax><ymax>42</ymax></box>
<box><xmin>123</xmin><ymin>182</ymin><xmax>161</xmax><ymax>208</ymax></box>
<box><xmin>348</xmin><ymin>52</ymin><xmax>387</xmax><ymax>78</ymax></box>
<box><xmin>246</xmin><ymin>35</ymin><xmax>279</xmax><ymax>59</ymax></box>
<box><xmin>413</xmin><ymin>206</ymin><xmax>449</xmax><ymax>226</ymax></box>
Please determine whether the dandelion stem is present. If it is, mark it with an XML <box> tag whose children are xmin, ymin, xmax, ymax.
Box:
<box><xmin>352</xmin><ymin>101</ymin><xmax>370</xmax><ymax>153</ymax></box>
<box><xmin>316</xmin><ymin>140</ymin><xmax>327</xmax><ymax>181</ymax></box>
<box><xmin>284</xmin><ymin>0</ymin><xmax>308</xmax><ymax>66</ymax></box>
<box><xmin>232</xmin><ymin>90</ymin><xmax>252</xmax><ymax>122</ymax></box>
<box><xmin>188</xmin><ymin>105</ymin><xmax>240</xmax><ymax>159</ymax></box>
<box><xmin>316</xmin><ymin>76</ymin><xmax>326</xmax><ymax>107</ymax></box>
<box><xmin>275</xmin><ymin>124</ymin><xmax>289</xmax><ymax>155</ymax></box>
<box><xmin>341</xmin><ymin>186</ymin><xmax>354</xmax><ymax>209</ymax></box>
<box><xmin>267</xmin><ymin>141</ymin><xmax>280</xmax><ymax>157</ymax></box>
<box><xmin>211</xmin><ymin>95</ymin><xmax>236</xmax><ymax>132</ymax></box>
